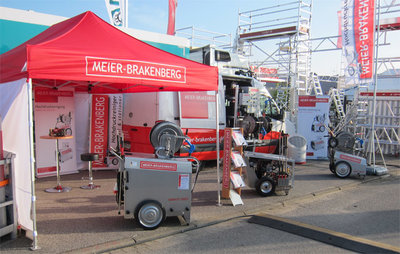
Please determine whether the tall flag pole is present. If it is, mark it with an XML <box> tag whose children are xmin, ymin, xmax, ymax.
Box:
<box><xmin>167</xmin><ymin>0</ymin><xmax>178</xmax><ymax>35</ymax></box>
<box><xmin>105</xmin><ymin>0</ymin><xmax>127</xmax><ymax>27</ymax></box>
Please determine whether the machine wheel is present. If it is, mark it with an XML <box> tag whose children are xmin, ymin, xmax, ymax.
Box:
<box><xmin>192</xmin><ymin>160</ymin><xmax>204</xmax><ymax>173</ymax></box>
<box><xmin>334</xmin><ymin>161</ymin><xmax>352</xmax><ymax>178</ymax></box>
<box><xmin>329</xmin><ymin>161</ymin><xmax>335</xmax><ymax>174</ymax></box>
<box><xmin>255</xmin><ymin>177</ymin><xmax>275</xmax><ymax>197</ymax></box>
<box><xmin>64</xmin><ymin>128</ymin><xmax>72</xmax><ymax>136</ymax></box>
<box><xmin>328</xmin><ymin>137</ymin><xmax>338</xmax><ymax>148</ymax></box>
<box><xmin>135</xmin><ymin>200</ymin><xmax>165</xmax><ymax>230</ymax></box>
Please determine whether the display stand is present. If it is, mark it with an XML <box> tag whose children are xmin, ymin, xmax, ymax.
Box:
<box><xmin>40</xmin><ymin>135</ymin><xmax>73</xmax><ymax>193</ymax></box>
<box><xmin>222</xmin><ymin>128</ymin><xmax>246</xmax><ymax>206</ymax></box>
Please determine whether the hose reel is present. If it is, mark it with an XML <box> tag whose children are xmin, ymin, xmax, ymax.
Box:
<box><xmin>149</xmin><ymin>121</ymin><xmax>187</xmax><ymax>159</ymax></box>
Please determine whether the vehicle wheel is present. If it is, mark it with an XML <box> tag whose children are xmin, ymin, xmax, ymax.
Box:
<box><xmin>328</xmin><ymin>137</ymin><xmax>338</xmax><ymax>148</ymax></box>
<box><xmin>255</xmin><ymin>177</ymin><xmax>275</xmax><ymax>197</ymax></box>
<box><xmin>334</xmin><ymin>161</ymin><xmax>352</xmax><ymax>178</ymax></box>
<box><xmin>64</xmin><ymin>128</ymin><xmax>72</xmax><ymax>136</ymax></box>
<box><xmin>135</xmin><ymin>200</ymin><xmax>164</xmax><ymax>230</ymax></box>
<box><xmin>329</xmin><ymin>161</ymin><xmax>335</xmax><ymax>174</ymax></box>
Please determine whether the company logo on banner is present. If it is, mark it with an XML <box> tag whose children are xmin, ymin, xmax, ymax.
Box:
<box><xmin>90</xmin><ymin>95</ymin><xmax>109</xmax><ymax>168</ymax></box>
<box><xmin>298</xmin><ymin>96</ymin><xmax>329</xmax><ymax>107</ymax></box>
<box><xmin>104</xmin><ymin>0</ymin><xmax>125</xmax><ymax>27</ymax></box>
<box><xmin>86</xmin><ymin>56</ymin><xmax>186</xmax><ymax>83</ymax></box>
<box><xmin>35</xmin><ymin>88</ymin><xmax>74</xmax><ymax>103</ymax></box>
<box><xmin>140</xmin><ymin>161</ymin><xmax>177</xmax><ymax>171</ymax></box>
<box><xmin>180</xmin><ymin>91</ymin><xmax>214</xmax><ymax>119</ymax></box>
<box><xmin>342</xmin><ymin>0</ymin><xmax>375</xmax><ymax>85</ymax></box>
<box><xmin>250</xmin><ymin>66</ymin><xmax>279</xmax><ymax>78</ymax></box>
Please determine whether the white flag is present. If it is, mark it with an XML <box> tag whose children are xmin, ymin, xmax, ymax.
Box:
<box><xmin>105</xmin><ymin>0</ymin><xmax>126</xmax><ymax>27</ymax></box>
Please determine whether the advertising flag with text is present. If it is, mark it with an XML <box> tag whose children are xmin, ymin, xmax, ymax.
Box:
<box><xmin>342</xmin><ymin>0</ymin><xmax>375</xmax><ymax>86</ymax></box>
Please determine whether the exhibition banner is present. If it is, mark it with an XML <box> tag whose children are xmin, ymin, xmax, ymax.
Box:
<box><xmin>297</xmin><ymin>96</ymin><xmax>330</xmax><ymax>159</ymax></box>
<box><xmin>90</xmin><ymin>95</ymin><xmax>109</xmax><ymax>168</ymax></box>
<box><xmin>107</xmin><ymin>94</ymin><xmax>123</xmax><ymax>168</ymax></box>
<box><xmin>342</xmin><ymin>0</ymin><xmax>375</xmax><ymax>85</ymax></box>
<box><xmin>222</xmin><ymin>128</ymin><xmax>232</xmax><ymax>199</ymax></box>
<box><xmin>34</xmin><ymin>87</ymin><xmax>77</xmax><ymax>177</ymax></box>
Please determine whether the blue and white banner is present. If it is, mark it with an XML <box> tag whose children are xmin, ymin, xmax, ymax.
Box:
<box><xmin>104</xmin><ymin>0</ymin><xmax>126</xmax><ymax>27</ymax></box>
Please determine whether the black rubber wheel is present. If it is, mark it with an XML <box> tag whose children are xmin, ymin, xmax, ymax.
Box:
<box><xmin>80</xmin><ymin>153</ymin><xmax>99</xmax><ymax>161</ymax></box>
<box><xmin>239</xmin><ymin>115</ymin><xmax>256</xmax><ymax>137</ymax></box>
<box><xmin>334</xmin><ymin>161</ymin><xmax>352</xmax><ymax>178</ymax></box>
<box><xmin>150</xmin><ymin>121</ymin><xmax>183</xmax><ymax>153</ymax></box>
<box><xmin>135</xmin><ymin>200</ymin><xmax>165</xmax><ymax>230</ymax></box>
<box><xmin>329</xmin><ymin>161</ymin><xmax>335</xmax><ymax>174</ymax></box>
<box><xmin>328</xmin><ymin>137</ymin><xmax>338</xmax><ymax>148</ymax></box>
<box><xmin>192</xmin><ymin>160</ymin><xmax>204</xmax><ymax>173</ymax></box>
<box><xmin>255</xmin><ymin>176</ymin><xmax>275</xmax><ymax>197</ymax></box>
<box><xmin>115</xmin><ymin>172</ymin><xmax>124</xmax><ymax>204</ymax></box>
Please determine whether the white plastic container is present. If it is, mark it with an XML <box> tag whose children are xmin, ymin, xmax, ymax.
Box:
<box><xmin>288</xmin><ymin>135</ymin><xmax>307</xmax><ymax>164</ymax></box>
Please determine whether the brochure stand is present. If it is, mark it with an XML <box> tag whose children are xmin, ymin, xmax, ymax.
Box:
<box><xmin>221</xmin><ymin>128</ymin><xmax>246</xmax><ymax>206</ymax></box>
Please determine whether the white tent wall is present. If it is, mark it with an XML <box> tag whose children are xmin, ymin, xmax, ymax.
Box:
<box><xmin>0</xmin><ymin>78</ymin><xmax>33</xmax><ymax>234</ymax></box>
<box><xmin>74</xmin><ymin>93</ymin><xmax>91</xmax><ymax>170</ymax></box>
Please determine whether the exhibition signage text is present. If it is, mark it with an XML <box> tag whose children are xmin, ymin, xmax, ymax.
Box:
<box><xmin>86</xmin><ymin>56</ymin><xmax>186</xmax><ymax>83</ymax></box>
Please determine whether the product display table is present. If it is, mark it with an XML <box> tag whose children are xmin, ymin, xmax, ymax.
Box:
<box><xmin>40</xmin><ymin>135</ymin><xmax>73</xmax><ymax>193</ymax></box>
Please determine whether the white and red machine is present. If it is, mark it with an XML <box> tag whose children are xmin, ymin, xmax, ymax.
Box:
<box><xmin>328</xmin><ymin>132</ymin><xmax>387</xmax><ymax>178</ymax></box>
<box><xmin>111</xmin><ymin>122</ymin><xmax>197</xmax><ymax>230</ymax></box>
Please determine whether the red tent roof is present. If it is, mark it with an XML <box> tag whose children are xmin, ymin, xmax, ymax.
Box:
<box><xmin>0</xmin><ymin>11</ymin><xmax>218</xmax><ymax>93</ymax></box>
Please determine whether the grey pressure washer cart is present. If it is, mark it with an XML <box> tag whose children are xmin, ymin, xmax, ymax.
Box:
<box><xmin>244</xmin><ymin>151</ymin><xmax>295</xmax><ymax>196</ymax></box>
<box><xmin>111</xmin><ymin>121</ymin><xmax>199</xmax><ymax>230</ymax></box>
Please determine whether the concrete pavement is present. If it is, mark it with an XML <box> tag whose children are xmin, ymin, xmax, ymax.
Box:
<box><xmin>0</xmin><ymin>156</ymin><xmax>399</xmax><ymax>254</ymax></box>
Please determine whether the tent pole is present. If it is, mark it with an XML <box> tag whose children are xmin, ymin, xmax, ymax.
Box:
<box><xmin>215</xmin><ymin>91</ymin><xmax>221</xmax><ymax>206</ymax></box>
<box><xmin>28</xmin><ymin>78</ymin><xmax>39</xmax><ymax>250</ymax></box>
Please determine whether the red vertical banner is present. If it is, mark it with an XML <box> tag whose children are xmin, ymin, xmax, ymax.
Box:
<box><xmin>222</xmin><ymin>128</ymin><xmax>232</xmax><ymax>199</ymax></box>
<box><xmin>90</xmin><ymin>95</ymin><xmax>109</xmax><ymax>168</ymax></box>
<box><xmin>167</xmin><ymin>0</ymin><xmax>178</xmax><ymax>35</ymax></box>
<box><xmin>354</xmin><ymin>0</ymin><xmax>375</xmax><ymax>79</ymax></box>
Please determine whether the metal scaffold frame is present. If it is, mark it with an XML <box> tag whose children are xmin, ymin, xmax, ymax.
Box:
<box><xmin>335</xmin><ymin>0</ymin><xmax>400</xmax><ymax>160</ymax></box>
<box><xmin>175</xmin><ymin>26</ymin><xmax>232</xmax><ymax>49</ymax></box>
<box><xmin>235</xmin><ymin>0</ymin><xmax>313</xmax><ymax>125</ymax></box>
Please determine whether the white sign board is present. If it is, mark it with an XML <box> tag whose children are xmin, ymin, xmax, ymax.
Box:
<box><xmin>297</xmin><ymin>96</ymin><xmax>330</xmax><ymax>160</ymax></box>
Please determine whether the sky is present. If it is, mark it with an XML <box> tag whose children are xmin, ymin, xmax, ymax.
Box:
<box><xmin>0</xmin><ymin>0</ymin><xmax>399</xmax><ymax>76</ymax></box>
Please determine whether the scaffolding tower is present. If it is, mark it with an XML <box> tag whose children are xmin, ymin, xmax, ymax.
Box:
<box><xmin>236</xmin><ymin>0</ymin><xmax>313</xmax><ymax>122</ymax></box>
<box><xmin>336</xmin><ymin>0</ymin><xmax>400</xmax><ymax>159</ymax></box>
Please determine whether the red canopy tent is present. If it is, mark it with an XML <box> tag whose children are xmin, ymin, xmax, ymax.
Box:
<box><xmin>0</xmin><ymin>11</ymin><xmax>219</xmax><ymax>249</ymax></box>
<box><xmin>0</xmin><ymin>11</ymin><xmax>218</xmax><ymax>93</ymax></box>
